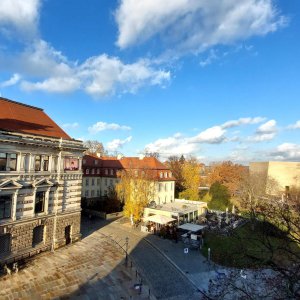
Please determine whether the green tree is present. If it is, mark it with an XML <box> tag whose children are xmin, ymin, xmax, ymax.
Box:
<box><xmin>208</xmin><ymin>182</ymin><xmax>231</xmax><ymax>211</ymax></box>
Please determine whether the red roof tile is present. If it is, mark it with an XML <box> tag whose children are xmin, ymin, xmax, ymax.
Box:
<box><xmin>0</xmin><ymin>97</ymin><xmax>71</xmax><ymax>140</ymax></box>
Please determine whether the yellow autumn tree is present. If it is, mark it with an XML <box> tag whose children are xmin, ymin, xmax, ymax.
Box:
<box><xmin>116</xmin><ymin>169</ymin><xmax>156</xmax><ymax>223</ymax></box>
<box><xmin>179</xmin><ymin>157</ymin><xmax>201</xmax><ymax>200</ymax></box>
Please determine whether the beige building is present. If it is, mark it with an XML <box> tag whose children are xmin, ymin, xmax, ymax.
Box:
<box><xmin>82</xmin><ymin>155</ymin><xmax>175</xmax><ymax>205</ymax></box>
<box><xmin>0</xmin><ymin>97</ymin><xmax>85</xmax><ymax>266</ymax></box>
<box><xmin>250</xmin><ymin>161</ymin><xmax>300</xmax><ymax>191</ymax></box>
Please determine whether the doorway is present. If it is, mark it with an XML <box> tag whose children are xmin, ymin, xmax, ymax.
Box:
<box><xmin>65</xmin><ymin>225</ymin><xmax>71</xmax><ymax>245</ymax></box>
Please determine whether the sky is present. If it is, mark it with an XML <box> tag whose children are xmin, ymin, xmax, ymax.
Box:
<box><xmin>0</xmin><ymin>0</ymin><xmax>300</xmax><ymax>164</ymax></box>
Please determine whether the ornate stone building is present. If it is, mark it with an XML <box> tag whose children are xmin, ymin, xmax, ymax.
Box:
<box><xmin>0</xmin><ymin>97</ymin><xmax>85</xmax><ymax>266</ymax></box>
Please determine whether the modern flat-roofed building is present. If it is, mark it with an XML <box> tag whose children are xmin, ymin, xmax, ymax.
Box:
<box><xmin>82</xmin><ymin>155</ymin><xmax>176</xmax><ymax>205</ymax></box>
<box><xmin>0</xmin><ymin>97</ymin><xmax>85</xmax><ymax>265</ymax></box>
<box><xmin>249</xmin><ymin>161</ymin><xmax>300</xmax><ymax>192</ymax></box>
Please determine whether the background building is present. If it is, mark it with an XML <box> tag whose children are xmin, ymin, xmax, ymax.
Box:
<box><xmin>0</xmin><ymin>97</ymin><xmax>85</xmax><ymax>266</ymax></box>
<box><xmin>250</xmin><ymin>161</ymin><xmax>300</xmax><ymax>191</ymax></box>
<box><xmin>82</xmin><ymin>155</ymin><xmax>175</xmax><ymax>205</ymax></box>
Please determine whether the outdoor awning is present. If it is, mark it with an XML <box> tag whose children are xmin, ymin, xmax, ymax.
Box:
<box><xmin>178</xmin><ymin>223</ymin><xmax>207</xmax><ymax>232</ymax></box>
<box><xmin>144</xmin><ymin>215</ymin><xmax>176</xmax><ymax>225</ymax></box>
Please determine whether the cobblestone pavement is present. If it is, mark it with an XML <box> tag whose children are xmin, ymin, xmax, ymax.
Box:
<box><xmin>0</xmin><ymin>225</ymin><xmax>154</xmax><ymax>300</ymax></box>
<box><xmin>82</xmin><ymin>217</ymin><xmax>202</xmax><ymax>300</ymax></box>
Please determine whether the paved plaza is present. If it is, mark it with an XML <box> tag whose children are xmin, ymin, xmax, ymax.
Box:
<box><xmin>0</xmin><ymin>224</ymin><xmax>153</xmax><ymax>300</ymax></box>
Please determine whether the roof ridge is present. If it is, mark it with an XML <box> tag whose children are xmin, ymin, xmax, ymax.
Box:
<box><xmin>0</xmin><ymin>97</ymin><xmax>43</xmax><ymax>111</ymax></box>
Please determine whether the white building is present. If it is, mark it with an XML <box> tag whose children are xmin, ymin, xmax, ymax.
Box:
<box><xmin>0</xmin><ymin>97</ymin><xmax>85</xmax><ymax>265</ymax></box>
<box><xmin>82</xmin><ymin>155</ymin><xmax>175</xmax><ymax>205</ymax></box>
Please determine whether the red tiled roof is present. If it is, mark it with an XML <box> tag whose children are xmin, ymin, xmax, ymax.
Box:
<box><xmin>0</xmin><ymin>97</ymin><xmax>71</xmax><ymax>140</ymax></box>
<box><xmin>83</xmin><ymin>155</ymin><xmax>175</xmax><ymax>180</ymax></box>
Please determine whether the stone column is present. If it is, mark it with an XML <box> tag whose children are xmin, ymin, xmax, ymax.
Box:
<box><xmin>11</xmin><ymin>189</ymin><xmax>19</xmax><ymax>221</ymax></box>
<box><xmin>45</xmin><ymin>187</ymin><xmax>51</xmax><ymax>214</ymax></box>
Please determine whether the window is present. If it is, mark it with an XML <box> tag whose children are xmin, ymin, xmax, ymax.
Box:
<box><xmin>0</xmin><ymin>153</ymin><xmax>17</xmax><ymax>171</ymax></box>
<box><xmin>83</xmin><ymin>159</ymin><xmax>86</xmax><ymax>164</ymax></box>
<box><xmin>85</xmin><ymin>178</ymin><xmax>89</xmax><ymax>186</ymax></box>
<box><xmin>0</xmin><ymin>195</ymin><xmax>12</xmax><ymax>219</ymax></box>
<box><xmin>170</xmin><ymin>172</ymin><xmax>172</xmax><ymax>178</ymax></box>
<box><xmin>0</xmin><ymin>233</ymin><xmax>11</xmax><ymax>255</ymax></box>
<box><xmin>110</xmin><ymin>169</ymin><xmax>114</xmax><ymax>175</ymax></box>
<box><xmin>160</xmin><ymin>172</ymin><xmax>163</xmax><ymax>178</ymax></box>
<box><xmin>86</xmin><ymin>169</ymin><xmax>89</xmax><ymax>175</ymax></box>
<box><xmin>35</xmin><ymin>191</ymin><xmax>45</xmax><ymax>214</ymax></box>
<box><xmin>64</xmin><ymin>157</ymin><xmax>79</xmax><ymax>171</ymax></box>
<box><xmin>85</xmin><ymin>190</ymin><xmax>89</xmax><ymax>197</ymax></box>
<box><xmin>158</xmin><ymin>183</ymin><xmax>162</xmax><ymax>192</ymax></box>
<box><xmin>43</xmin><ymin>156</ymin><xmax>49</xmax><ymax>171</ymax></box>
<box><xmin>91</xmin><ymin>190</ymin><xmax>95</xmax><ymax>197</ymax></box>
<box><xmin>35</xmin><ymin>155</ymin><xmax>41</xmax><ymax>171</ymax></box>
<box><xmin>91</xmin><ymin>169</ymin><xmax>95</xmax><ymax>174</ymax></box>
<box><xmin>164</xmin><ymin>196</ymin><xmax>167</xmax><ymax>204</ymax></box>
<box><xmin>105</xmin><ymin>169</ymin><xmax>108</xmax><ymax>175</ymax></box>
<box><xmin>9</xmin><ymin>154</ymin><xmax>17</xmax><ymax>171</ymax></box>
<box><xmin>95</xmin><ymin>160</ymin><xmax>98</xmax><ymax>165</ymax></box>
<box><xmin>105</xmin><ymin>178</ymin><xmax>108</xmax><ymax>186</ymax></box>
<box><xmin>110</xmin><ymin>179</ymin><xmax>113</xmax><ymax>186</ymax></box>
<box><xmin>165</xmin><ymin>172</ymin><xmax>168</xmax><ymax>178</ymax></box>
<box><xmin>0</xmin><ymin>153</ymin><xmax>6</xmax><ymax>171</ymax></box>
<box><xmin>97</xmin><ymin>179</ymin><xmax>100</xmax><ymax>185</ymax></box>
<box><xmin>32</xmin><ymin>225</ymin><xmax>44</xmax><ymax>247</ymax></box>
<box><xmin>97</xmin><ymin>190</ymin><xmax>100</xmax><ymax>196</ymax></box>
<box><xmin>92</xmin><ymin>179</ymin><xmax>95</xmax><ymax>186</ymax></box>
<box><xmin>97</xmin><ymin>168</ymin><xmax>100</xmax><ymax>174</ymax></box>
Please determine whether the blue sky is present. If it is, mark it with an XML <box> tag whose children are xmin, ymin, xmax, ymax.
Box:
<box><xmin>0</xmin><ymin>0</ymin><xmax>299</xmax><ymax>164</ymax></box>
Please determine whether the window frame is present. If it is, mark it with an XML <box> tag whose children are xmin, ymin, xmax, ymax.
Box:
<box><xmin>0</xmin><ymin>195</ymin><xmax>12</xmax><ymax>220</ymax></box>
<box><xmin>35</xmin><ymin>191</ymin><xmax>45</xmax><ymax>214</ymax></box>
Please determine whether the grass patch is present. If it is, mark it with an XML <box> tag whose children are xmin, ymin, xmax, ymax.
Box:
<box><xmin>201</xmin><ymin>222</ymin><xmax>300</xmax><ymax>268</ymax></box>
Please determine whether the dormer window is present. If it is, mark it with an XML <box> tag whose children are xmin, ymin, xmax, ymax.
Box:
<box><xmin>164</xmin><ymin>172</ymin><xmax>168</xmax><ymax>178</ymax></box>
<box><xmin>110</xmin><ymin>169</ymin><xmax>114</xmax><ymax>175</ymax></box>
<box><xmin>160</xmin><ymin>172</ymin><xmax>163</xmax><ymax>178</ymax></box>
<box><xmin>86</xmin><ymin>169</ymin><xmax>89</xmax><ymax>175</ymax></box>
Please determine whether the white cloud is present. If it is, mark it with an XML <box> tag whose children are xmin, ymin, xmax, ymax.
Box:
<box><xmin>287</xmin><ymin>120</ymin><xmax>300</xmax><ymax>130</ymax></box>
<box><xmin>106</xmin><ymin>136</ymin><xmax>132</xmax><ymax>152</ymax></box>
<box><xmin>62</xmin><ymin>122</ymin><xmax>79</xmax><ymax>129</ymax></box>
<box><xmin>0</xmin><ymin>40</ymin><xmax>170</xmax><ymax>97</ymax></box>
<box><xmin>0</xmin><ymin>0</ymin><xmax>40</xmax><ymax>39</ymax></box>
<box><xmin>0</xmin><ymin>73</ymin><xmax>21</xmax><ymax>87</ymax></box>
<box><xmin>271</xmin><ymin>143</ymin><xmax>300</xmax><ymax>161</ymax></box>
<box><xmin>145</xmin><ymin>133</ymin><xmax>199</xmax><ymax>157</ymax></box>
<box><xmin>1</xmin><ymin>40</ymin><xmax>170</xmax><ymax>97</ymax></box>
<box><xmin>115</xmin><ymin>0</ymin><xmax>287</xmax><ymax>56</ymax></box>
<box><xmin>21</xmin><ymin>76</ymin><xmax>79</xmax><ymax>93</ymax></box>
<box><xmin>256</xmin><ymin>119</ymin><xmax>277</xmax><ymax>134</ymax></box>
<box><xmin>88</xmin><ymin>121</ymin><xmax>131</xmax><ymax>134</ymax></box>
<box><xmin>190</xmin><ymin>126</ymin><xmax>226</xmax><ymax>144</ymax></box>
<box><xmin>247</xmin><ymin>119</ymin><xmax>278</xmax><ymax>142</ymax></box>
<box><xmin>144</xmin><ymin>116</ymin><xmax>268</xmax><ymax>157</ymax></box>
<box><xmin>221</xmin><ymin>117</ymin><xmax>266</xmax><ymax>129</ymax></box>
